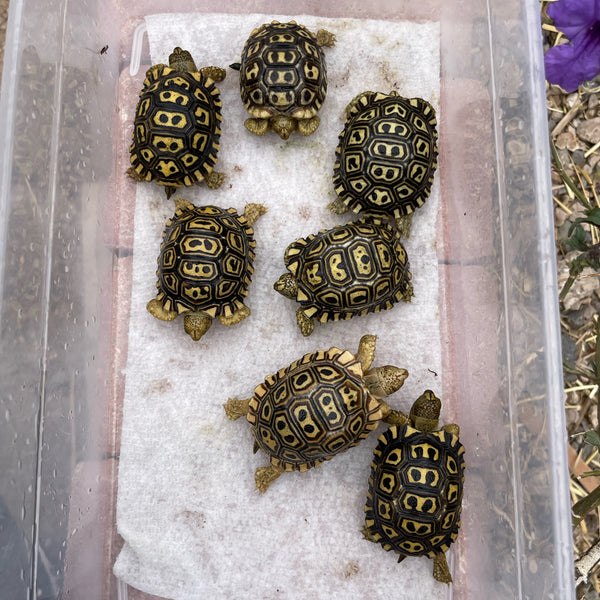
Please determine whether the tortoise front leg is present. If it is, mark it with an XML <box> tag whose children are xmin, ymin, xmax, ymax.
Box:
<box><xmin>205</xmin><ymin>170</ymin><xmax>225</xmax><ymax>189</ymax></box>
<box><xmin>327</xmin><ymin>197</ymin><xmax>349</xmax><ymax>215</ymax></box>
<box><xmin>255</xmin><ymin>464</ymin><xmax>285</xmax><ymax>493</ymax></box>
<box><xmin>244</xmin><ymin>117</ymin><xmax>269</xmax><ymax>137</ymax></box>
<box><xmin>395</xmin><ymin>214</ymin><xmax>413</xmax><ymax>238</ymax></box>
<box><xmin>296</xmin><ymin>308</ymin><xmax>315</xmax><ymax>337</ymax></box>
<box><xmin>356</xmin><ymin>334</ymin><xmax>377</xmax><ymax>371</ymax></box>
<box><xmin>223</xmin><ymin>397</ymin><xmax>252</xmax><ymax>421</ymax></box>
<box><xmin>378</xmin><ymin>402</ymin><xmax>409</xmax><ymax>426</ymax></box>
<box><xmin>433</xmin><ymin>552</ymin><xmax>453</xmax><ymax>584</ymax></box>
<box><xmin>316</xmin><ymin>29</ymin><xmax>336</xmax><ymax>48</ymax></box>
<box><xmin>126</xmin><ymin>166</ymin><xmax>150</xmax><ymax>182</ymax></box>
<box><xmin>218</xmin><ymin>305</ymin><xmax>250</xmax><ymax>327</ymax></box>
<box><xmin>297</xmin><ymin>116</ymin><xmax>320</xmax><ymax>136</ymax></box>
<box><xmin>147</xmin><ymin>298</ymin><xmax>178</xmax><ymax>321</ymax></box>
<box><xmin>242</xmin><ymin>203</ymin><xmax>268</xmax><ymax>227</ymax></box>
<box><xmin>200</xmin><ymin>66</ymin><xmax>226</xmax><ymax>83</ymax></box>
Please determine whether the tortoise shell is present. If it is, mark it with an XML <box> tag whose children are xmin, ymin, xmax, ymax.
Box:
<box><xmin>333</xmin><ymin>92</ymin><xmax>438</xmax><ymax>222</ymax></box>
<box><xmin>153</xmin><ymin>204</ymin><xmax>256</xmax><ymax>319</ymax></box>
<box><xmin>247</xmin><ymin>346</ymin><xmax>384</xmax><ymax>471</ymax></box>
<box><xmin>364</xmin><ymin>423</ymin><xmax>465</xmax><ymax>562</ymax></box>
<box><xmin>239</xmin><ymin>21</ymin><xmax>328</xmax><ymax>120</ymax></box>
<box><xmin>283</xmin><ymin>220</ymin><xmax>412</xmax><ymax>323</ymax></box>
<box><xmin>129</xmin><ymin>56</ymin><xmax>222</xmax><ymax>190</ymax></box>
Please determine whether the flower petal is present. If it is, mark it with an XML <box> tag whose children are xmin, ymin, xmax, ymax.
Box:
<box><xmin>547</xmin><ymin>0</ymin><xmax>600</xmax><ymax>40</ymax></box>
<box><xmin>545</xmin><ymin>27</ymin><xmax>600</xmax><ymax>91</ymax></box>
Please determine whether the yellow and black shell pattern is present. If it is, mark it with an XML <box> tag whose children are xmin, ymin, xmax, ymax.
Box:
<box><xmin>239</xmin><ymin>21</ymin><xmax>328</xmax><ymax>119</ymax></box>
<box><xmin>130</xmin><ymin>66</ymin><xmax>222</xmax><ymax>188</ymax></box>
<box><xmin>333</xmin><ymin>92</ymin><xmax>438</xmax><ymax>220</ymax></box>
<box><xmin>364</xmin><ymin>424</ymin><xmax>465</xmax><ymax>560</ymax></box>
<box><xmin>284</xmin><ymin>220</ymin><xmax>412</xmax><ymax>322</ymax></box>
<box><xmin>153</xmin><ymin>204</ymin><xmax>256</xmax><ymax>318</ymax></box>
<box><xmin>247</xmin><ymin>346</ymin><xmax>384</xmax><ymax>471</ymax></box>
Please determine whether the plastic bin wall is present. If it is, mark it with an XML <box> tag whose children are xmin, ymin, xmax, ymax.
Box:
<box><xmin>0</xmin><ymin>0</ymin><xmax>575</xmax><ymax>599</ymax></box>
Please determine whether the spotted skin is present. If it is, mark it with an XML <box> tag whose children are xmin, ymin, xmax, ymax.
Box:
<box><xmin>333</xmin><ymin>92</ymin><xmax>438</xmax><ymax>223</ymax></box>
<box><xmin>129</xmin><ymin>61</ymin><xmax>222</xmax><ymax>190</ymax></box>
<box><xmin>151</xmin><ymin>204</ymin><xmax>256</xmax><ymax>319</ymax></box>
<box><xmin>364</xmin><ymin>424</ymin><xmax>465</xmax><ymax>579</ymax></box>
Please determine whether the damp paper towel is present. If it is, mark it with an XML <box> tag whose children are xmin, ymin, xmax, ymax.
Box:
<box><xmin>114</xmin><ymin>13</ymin><xmax>443</xmax><ymax>600</ymax></box>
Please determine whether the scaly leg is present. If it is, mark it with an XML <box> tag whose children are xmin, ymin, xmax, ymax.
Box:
<box><xmin>205</xmin><ymin>170</ymin><xmax>225</xmax><ymax>189</ymax></box>
<box><xmin>147</xmin><ymin>298</ymin><xmax>178</xmax><ymax>321</ymax></box>
<box><xmin>327</xmin><ymin>197</ymin><xmax>349</xmax><ymax>215</ymax></box>
<box><xmin>200</xmin><ymin>66</ymin><xmax>226</xmax><ymax>83</ymax></box>
<box><xmin>223</xmin><ymin>397</ymin><xmax>252</xmax><ymax>421</ymax></box>
<box><xmin>255</xmin><ymin>464</ymin><xmax>285</xmax><ymax>493</ymax></box>
<box><xmin>218</xmin><ymin>305</ymin><xmax>250</xmax><ymax>327</ymax></box>
<box><xmin>433</xmin><ymin>552</ymin><xmax>452</xmax><ymax>584</ymax></box>
<box><xmin>296</xmin><ymin>308</ymin><xmax>314</xmax><ymax>337</ymax></box>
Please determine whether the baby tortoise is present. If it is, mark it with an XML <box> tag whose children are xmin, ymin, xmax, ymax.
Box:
<box><xmin>363</xmin><ymin>390</ymin><xmax>465</xmax><ymax>584</ymax></box>
<box><xmin>147</xmin><ymin>199</ymin><xmax>266</xmax><ymax>340</ymax></box>
<box><xmin>232</xmin><ymin>20</ymin><xmax>335</xmax><ymax>139</ymax></box>
<box><xmin>274</xmin><ymin>219</ymin><xmax>413</xmax><ymax>336</ymax></box>
<box><xmin>128</xmin><ymin>47</ymin><xmax>226</xmax><ymax>199</ymax></box>
<box><xmin>224</xmin><ymin>335</ymin><xmax>408</xmax><ymax>492</ymax></box>
<box><xmin>330</xmin><ymin>91</ymin><xmax>438</xmax><ymax>237</ymax></box>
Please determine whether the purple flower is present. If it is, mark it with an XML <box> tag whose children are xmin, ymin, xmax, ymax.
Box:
<box><xmin>545</xmin><ymin>0</ymin><xmax>600</xmax><ymax>92</ymax></box>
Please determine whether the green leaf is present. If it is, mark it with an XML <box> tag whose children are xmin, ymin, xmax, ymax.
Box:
<box><xmin>566</xmin><ymin>224</ymin><xmax>589</xmax><ymax>251</ymax></box>
<box><xmin>584</xmin><ymin>429</ymin><xmax>600</xmax><ymax>450</ymax></box>
<box><xmin>583</xmin><ymin>207</ymin><xmax>600</xmax><ymax>227</ymax></box>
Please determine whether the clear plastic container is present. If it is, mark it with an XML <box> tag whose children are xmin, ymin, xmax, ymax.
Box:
<box><xmin>0</xmin><ymin>1</ymin><xmax>574</xmax><ymax>599</ymax></box>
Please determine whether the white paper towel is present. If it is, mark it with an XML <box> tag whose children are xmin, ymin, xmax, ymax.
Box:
<box><xmin>114</xmin><ymin>13</ymin><xmax>444</xmax><ymax>600</ymax></box>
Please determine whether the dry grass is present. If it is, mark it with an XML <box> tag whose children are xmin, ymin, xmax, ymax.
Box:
<box><xmin>542</xmin><ymin>4</ymin><xmax>600</xmax><ymax>598</ymax></box>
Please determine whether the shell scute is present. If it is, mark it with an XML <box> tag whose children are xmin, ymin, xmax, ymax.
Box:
<box><xmin>153</xmin><ymin>204</ymin><xmax>256</xmax><ymax>316</ymax></box>
<box><xmin>365</xmin><ymin>424</ymin><xmax>465</xmax><ymax>559</ymax></box>
<box><xmin>333</xmin><ymin>93</ymin><xmax>438</xmax><ymax>222</ymax></box>
<box><xmin>130</xmin><ymin>56</ymin><xmax>222</xmax><ymax>190</ymax></box>
<box><xmin>247</xmin><ymin>349</ymin><xmax>381</xmax><ymax>471</ymax></box>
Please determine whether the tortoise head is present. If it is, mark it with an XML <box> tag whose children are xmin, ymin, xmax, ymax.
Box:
<box><xmin>409</xmin><ymin>390</ymin><xmax>441</xmax><ymax>433</ymax></box>
<box><xmin>363</xmin><ymin>366</ymin><xmax>408</xmax><ymax>399</ymax></box>
<box><xmin>169</xmin><ymin>47</ymin><xmax>198</xmax><ymax>73</ymax></box>
<box><xmin>273</xmin><ymin>273</ymin><xmax>297</xmax><ymax>299</ymax></box>
<box><xmin>270</xmin><ymin>115</ymin><xmax>297</xmax><ymax>140</ymax></box>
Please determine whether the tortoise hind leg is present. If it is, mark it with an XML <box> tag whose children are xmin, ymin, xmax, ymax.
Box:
<box><xmin>255</xmin><ymin>464</ymin><xmax>285</xmax><ymax>493</ymax></box>
<box><xmin>433</xmin><ymin>552</ymin><xmax>453</xmax><ymax>584</ymax></box>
